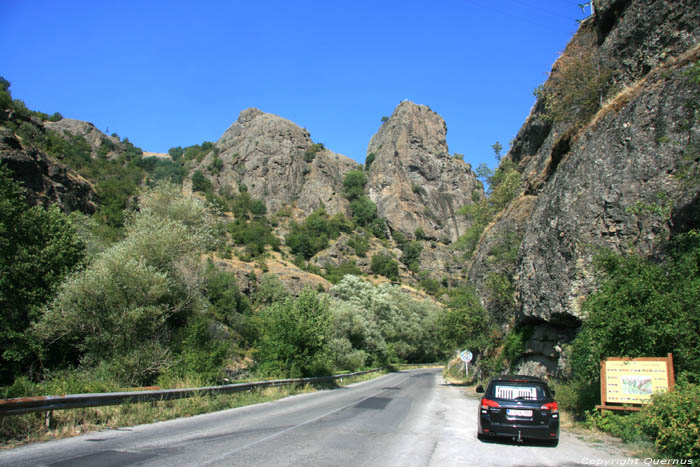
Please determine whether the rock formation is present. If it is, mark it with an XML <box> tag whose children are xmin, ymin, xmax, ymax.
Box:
<box><xmin>468</xmin><ymin>0</ymin><xmax>700</xmax><ymax>376</ymax></box>
<box><xmin>365</xmin><ymin>101</ymin><xmax>482</xmax><ymax>242</ymax></box>
<box><xmin>0</xmin><ymin>126</ymin><xmax>96</xmax><ymax>214</ymax></box>
<box><xmin>197</xmin><ymin>108</ymin><xmax>360</xmax><ymax>217</ymax></box>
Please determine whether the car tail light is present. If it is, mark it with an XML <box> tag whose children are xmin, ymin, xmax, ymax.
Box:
<box><xmin>481</xmin><ymin>398</ymin><xmax>500</xmax><ymax>409</ymax></box>
<box><xmin>540</xmin><ymin>402</ymin><xmax>559</xmax><ymax>413</ymax></box>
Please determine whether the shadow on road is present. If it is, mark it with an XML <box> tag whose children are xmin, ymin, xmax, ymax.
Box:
<box><xmin>477</xmin><ymin>435</ymin><xmax>559</xmax><ymax>448</ymax></box>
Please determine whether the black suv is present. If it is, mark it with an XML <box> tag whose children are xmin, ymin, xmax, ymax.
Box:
<box><xmin>476</xmin><ymin>375</ymin><xmax>559</xmax><ymax>445</ymax></box>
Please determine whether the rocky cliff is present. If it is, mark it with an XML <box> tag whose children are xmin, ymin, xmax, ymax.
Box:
<box><xmin>197</xmin><ymin>108</ymin><xmax>360</xmax><ymax>217</ymax></box>
<box><xmin>0</xmin><ymin>126</ymin><xmax>96</xmax><ymax>213</ymax></box>
<box><xmin>366</xmin><ymin>101</ymin><xmax>482</xmax><ymax>243</ymax></box>
<box><xmin>469</xmin><ymin>0</ymin><xmax>700</xmax><ymax>376</ymax></box>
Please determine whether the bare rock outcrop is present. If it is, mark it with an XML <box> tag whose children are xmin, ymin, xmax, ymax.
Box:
<box><xmin>365</xmin><ymin>101</ymin><xmax>482</xmax><ymax>242</ymax></box>
<box><xmin>0</xmin><ymin>127</ymin><xmax>96</xmax><ymax>213</ymax></box>
<box><xmin>199</xmin><ymin>108</ymin><xmax>359</xmax><ymax>217</ymax></box>
<box><xmin>468</xmin><ymin>0</ymin><xmax>700</xmax><ymax>376</ymax></box>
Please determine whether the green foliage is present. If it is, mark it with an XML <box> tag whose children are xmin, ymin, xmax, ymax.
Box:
<box><xmin>502</xmin><ymin>324</ymin><xmax>534</xmax><ymax>366</ymax></box>
<box><xmin>229</xmin><ymin>218</ymin><xmax>279</xmax><ymax>257</ymax></box>
<box><xmin>350</xmin><ymin>195</ymin><xmax>378</xmax><ymax>227</ymax></box>
<box><xmin>330</xmin><ymin>275</ymin><xmax>445</xmax><ymax>365</ymax></box>
<box><xmin>399</xmin><ymin>240</ymin><xmax>423</xmax><ymax>271</ymax></box>
<box><xmin>364</xmin><ymin>152</ymin><xmax>376</xmax><ymax>171</ymax></box>
<box><xmin>456</xmin><ymin>160</ymin><xmax>521</xmax><ymax>258</ymax></box>
<box><xmin>381</xmin><ymin>116</ymin><xmax>389</xmax><ymax>123</ymax></box>
<box><xmin>285</xmin><ymin>208</ymin><xmax>350</xmax><ymax>260</ymax></box>
<box><xmin>322</xmin><ymin>261</ymin><xmax>363</xmax><ymax>284</ymax></box>
<box><xmin>256</xmin><ymin>288</ymin><xmax>333</xmax><ymax>377</ymax></box>
<box><xmin>0</xmin><ymin>165</ymin><xmax>85</xmax><ymax>384</ymax></box>
<box><xmin>203</xmin><ymin>260</ymin><xmax>255</xmax><ymax>344</ymax></box>
<box><xmin>571</xmin><ymin>231</ymin><xmax>700</xmax><ymax>386</ymax></box>
<box><xmin>209</xmin><ymin>155</ymin><xmax>224</xmax><ymax>174</ymax></box>
<box><xmin>253</xmin><ymin>274</ymin><xmax>291</xmax><ymax>307</ymax></box>
<box><xmin>191</xmin><ymin>170</ymin><xmax>212</xmax><ymax>193</ymax></box>
<box><xmin>584</xmin><ymin>410</ymin><xmax>647</xmax><ymax>443</ymax></box>
<box><xmin>343</xmin><ymin>169</ymin><xmax>367</xmax><ymax>201</ymax></box>
<box><xmin>304</xmin><ymin>143</ymin><xmax>324</xmax><ymax>163</ymax></box>
<box><xmin>640</xmin><ymin>381</ymin><xmax>700</xmax><ymax>460</ymax></box>
<box><xmin>348</xmin><ymin>232</ymin><xmax>370</xmax><ymax>257</ymax></box>
<box><xmin>370</xmin><ymin>253</ymin><xmax>400</xmax><ymax>282</ymax></box>
<box><xmin>437</xmin><ymin>286</ymin><xmax>493</xmax><ymax>353</ymax></box>
<box><xmin>181</xmin><ymin>141</ymin><xmax>215</xmax><ymax>163</ymax></box>
<box><xmin>34</xmin><ymin>184</ymin><xmax>220</xmax><ymax>386</ymax></box>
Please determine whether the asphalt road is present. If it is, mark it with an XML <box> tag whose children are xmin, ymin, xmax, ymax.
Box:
<box><xmin>0</xmin><ymin>369</ymin><xmax>636</xmax><ymax>466</ymax></box>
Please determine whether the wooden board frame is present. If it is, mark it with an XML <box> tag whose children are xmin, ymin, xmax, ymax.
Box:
<box><xmin>596</xmin><ymin>353</ymin><xmax>674</xmax><ymax>412</ymax></box>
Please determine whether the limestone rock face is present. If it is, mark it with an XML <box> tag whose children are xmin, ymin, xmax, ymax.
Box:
<box><xmin>365</xmin><ymin>101</ymin><xmax>482</xmax><ymax>242</ymax></box>
<box><xmin>0</xmin><ymin>127</ymin><xmax>96</xmax><ymax>213</ymax></box>
<box><xmin>201</xmin><ymin>108</ymin><xmax>360</xmax><ymax>217</ymax></box>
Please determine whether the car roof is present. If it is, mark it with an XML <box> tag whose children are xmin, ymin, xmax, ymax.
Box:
<box><xmin>489</xmin><ymin>374</ymin><xmax>548</xmax><ymax>384</ymax></box>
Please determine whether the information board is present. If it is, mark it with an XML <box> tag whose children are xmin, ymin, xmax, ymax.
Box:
<box><xmin>601</xmin><ymin>354</ymin><xmax>674</xmax><ymax>406</ymax></box>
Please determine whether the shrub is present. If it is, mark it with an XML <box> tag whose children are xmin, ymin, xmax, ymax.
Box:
<box><xmin>256</xmin><ymin>288</ymin><xmax>333</xmax><ymax>377</ymax></box>
<box><xmin>304</xmin><ymin>143</ymin><xmax>324</xmax><ymax>162</ymax></box>
<box><xmin>437</xmin><ymin>286</ymin><xmax>493</xmax><ymax>353</ymax></box>
<box><xmin>34</xmin><ymin>184</ymin><xmax>220</xmax><ymax>386</ymax></box>
<box><xmin>323</xmin><ymin>261</ymin><xmax>363</xmax><ymax>284</ymax></box>
<box><xmin>537</xmin><ymin>42</ymin><xmax>612</xmax><ymax>126</ymax></box>
<box><xmin>370</xmin><ymin>253</ymin><xmax>399</xmax><ymax>282</ymax></box>
<box><xmin>191</xmin><ymin>170</ymin><xmax>212</xmax><ymax>193</ymax></box>
<box><xmin>350</xmin><ymin>196</ymin><xmax>379</xmax><ymax>227</ymax></box>
<box><xmin>285</xmin><ymin>208</ymin><xmax>349</xmax><ymax>259</ymax></box>
<box><xmin>343</xmin><ymin>170</ymin><xmax>367</xmax><ymax>201</ymax></box>
<box><xmin>348</xmin><ymin>233</ymin><xmax>370</xmax><ymax>257</ymax></box>
<box><xmin>571</xmin><ymin>231</ymin><xmax>700</xmax><ymax>385</ymax></box>
<box><xmin>641</xmin><ymin>381</ymin><xmax>700</xmax><ymax>460</ymax></box>
<box><xmin>365</xmin><ymin>152</ymin><xmax>376</xmax><ymax>171</ymax></box>
<box><xmin>0</xmin><ymin>165</ymin><xmax>85</xmax><ymax>384</ymax></box>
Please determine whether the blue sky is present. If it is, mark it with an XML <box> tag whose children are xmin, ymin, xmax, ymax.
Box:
<box><xmin>1</xmin><ymin>1</ymin><xmax>587</xmax><ymax>171</ymax></box>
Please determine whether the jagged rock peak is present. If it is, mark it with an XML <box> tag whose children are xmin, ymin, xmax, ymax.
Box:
<box><xmin>365</xmin><ymin>100</ymin><xmax>481</xmax><ymax>243</ymax></box>
<box><xmin>199</xmin><ymin>107</ymin><xmax>359</xmax><ymax>217</ymax></box>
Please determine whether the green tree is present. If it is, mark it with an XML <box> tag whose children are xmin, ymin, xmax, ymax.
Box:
<box><xmin>343</xmin><ymin>170</ymin><xmax>367</xmax><ymax>201</ymax></box>
<box><xmin>0</xmin><ymin>165</ymin><xmax>85</xmax><ymax>384</ymax></box>
<box><xmin>256</xmin><ymin>288</ymin><xmax>333</xmax><ymax>377</ymax></box>
<box><xmin>35</xmin><ymin>183</ymin><xmax>220</xmax><ymax>386</ymax></box>
<box><xmin>437</xmin><ymin>286</ymin><xmax>493</xmax><ymax>353</ymax></box>
<box><xmin>370</xmin><ymin>253</ymin><xmax>400</xmax><ymax>282</ymax></box>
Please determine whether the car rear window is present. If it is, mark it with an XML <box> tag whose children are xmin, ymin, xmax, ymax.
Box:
<box><xmin>489</xmin><ymin>383</ymin><xmax>548</xmax><ymax>401</ymax></box>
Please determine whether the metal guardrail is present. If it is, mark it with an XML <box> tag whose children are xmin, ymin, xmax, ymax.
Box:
<box><xmin>0</xmin><ymin>368</ymin><xmax>383</xmax><ymax>417</ymax></box>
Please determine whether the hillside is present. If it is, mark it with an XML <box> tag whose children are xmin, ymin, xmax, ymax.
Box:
<box><xmin>466</xmin><ymin>0</ymin><xmax>700</xmax><ymax>376</ymax></box>
<box><xmin>1</xmin><ymin>0</ymin><xmax>698</xmax><ymax>383</ymax></box>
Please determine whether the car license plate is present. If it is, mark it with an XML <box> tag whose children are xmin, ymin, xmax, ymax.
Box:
<box><xmin>507</xmin><ymin>409</ymin><xmax>533</xmax><ymax>417</ymax></box>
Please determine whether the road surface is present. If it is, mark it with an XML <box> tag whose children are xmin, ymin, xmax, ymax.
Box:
<box><xmin>0</xmin><ymin>369</ymin><xmax>635</xmax><ymax>466</ymax></box>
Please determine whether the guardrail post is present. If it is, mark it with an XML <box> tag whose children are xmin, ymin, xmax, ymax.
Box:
<box><xmin>45</xmin><ymin>410</ymin><xmax>53</xmax><ymax>429</ymax></box>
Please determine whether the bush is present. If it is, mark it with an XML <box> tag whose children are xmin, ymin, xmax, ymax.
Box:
<box><xmin>437</xmin><ymin>286</ymin><xmax>493</xmax><ymax>353</ymax></box>
<box><xmin>343</xmin><ymin>170</ymin><xmax>367</xmax><ymax>201</ymax></box>
<box><xmin>571</xmin><ymin>231</ymin><xmax>700</xmax><ymax>385</ymax></box>
<box><xmin>370</xmin><ymin>253</ymin><xmax>399</xmax><ymax>282</ymax></box>
<box><xmin>256</xmin><ymin>288</ymin><xmax>333</xmax><ymax>378</ymax></box>
<box><xmin>350</xmin><ymin>196</ymin><xmax>378</xmax><ymax>227</ymax></box>
<box><xmin>285</xmin><ymin>208</ymin><xmax>349</xmax><ymax>259</ymax></box>
<box><xmin>641</xmin><ymin>381</ymin><xmax>700</xmax><ymax>460</ymax></box>
<box><xmin>191</xmin><ymin>170</ymin><xmax>212</xmax><ymax>193</ymax></box>
<box><xmin>0</xmin><ymin>165</ymin><xmax>85</xmax><ymax>384</ymax></box>
<box><xmin>34</xmin><ymin>184</ymin><xmax>220</xmax><ymax>386</ymax></box>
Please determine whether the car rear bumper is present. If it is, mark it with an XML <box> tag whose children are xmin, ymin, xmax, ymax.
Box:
<box><xmin>478</xmin><ymin>417</ymin><xmax>559</xmax><ymax>440</ymax></box>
